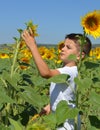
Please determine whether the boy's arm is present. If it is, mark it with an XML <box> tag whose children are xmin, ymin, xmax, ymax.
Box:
<box><xmin>21</xmin><ymin>30</ymin><xmax>60</xmax><ymax>78</ymax></box>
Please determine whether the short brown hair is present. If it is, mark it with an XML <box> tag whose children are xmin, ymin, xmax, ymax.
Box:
<box><xmin>65</xmin><ymin>33</ymin><xmax>92</xmax><ymax>55</ymax></box>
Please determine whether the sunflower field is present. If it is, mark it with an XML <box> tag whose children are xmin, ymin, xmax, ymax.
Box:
<box><xmin>0</xmin><ymin>10</ymin><xmax>100</xmax><ymax>130</ymax></box>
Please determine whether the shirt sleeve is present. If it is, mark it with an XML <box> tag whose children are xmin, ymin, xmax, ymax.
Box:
<box><xmin>57</xmin><ymin>66</ymin><xmax>78</xmax><ymax>78</ymax></box>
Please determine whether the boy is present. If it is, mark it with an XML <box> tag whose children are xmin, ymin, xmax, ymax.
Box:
<box><xmin>22</xmin><ymin>30</ymin><xmax>92</xmax><ymax>130</ymax></box>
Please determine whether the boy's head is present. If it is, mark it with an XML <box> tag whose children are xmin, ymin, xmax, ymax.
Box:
<box><xmin>59</xmin><ymin>33</ymin><xmax>92</xmax><ymax>65</ymax></box>
<box><xmin>65</xmin><ymin>33</ymin><xmax>92</xmax><ymax>56</ymax></box>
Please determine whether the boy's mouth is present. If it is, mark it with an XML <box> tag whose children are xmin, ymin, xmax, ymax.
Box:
<box><xmin>60</xmin><ymin>52</ymin><xmax>65</xmax><ymax>56</ymax></box>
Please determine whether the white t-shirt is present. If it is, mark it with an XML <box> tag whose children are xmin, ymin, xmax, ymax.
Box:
<box><xmin>50</xmin><ymin>66</ymin><xmax>78</xmax><ymax>112</ymax></box>
<box><xmin>50</xmin><ymin>66</ymin><xmax>79</xmax><ymax>130</ymax></box>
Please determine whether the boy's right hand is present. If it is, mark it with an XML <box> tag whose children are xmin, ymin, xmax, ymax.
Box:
<box><xmin>39</xmin><ymin>104</ymin><xmax>51</xmax><ymax>116</ymax></box>
<box><xmin>21</xmin><ymin>29</ymin><xmax>36</xmax><ymax>49</ymax></box>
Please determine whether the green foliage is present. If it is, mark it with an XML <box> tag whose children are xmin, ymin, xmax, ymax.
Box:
<box><xmin>0</xmin><ymin>40</ymin><xmax>50</xmax><ymax>129</ymax></box>
<box><xmin>74</xmin><ymin>60</ymin><xmax>100</xmax><ymax>130</ymax></box>
<box><xmin>0</xmin><ymin>23</ymin><xmax>100</xmax><ymax>129</ymax></box>
<box><xmin>0</xmin><ymin>43</ymin><xmax>100</xmax><ymax>130</ymax></box>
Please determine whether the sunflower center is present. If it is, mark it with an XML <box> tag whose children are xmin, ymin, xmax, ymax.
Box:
<box><xmin>85</xmin><ymin>16</ymin><xmax>98</xmax><ymax>31</ymax></box>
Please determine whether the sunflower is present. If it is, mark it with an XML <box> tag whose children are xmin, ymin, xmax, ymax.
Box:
<box><xmin>57</xmin><ymin>40</ymin><xmax>64</xmax><ymax>53</ymax></box>
<box><xmin>26</xmin><ymin>20</ymin><xmax>39</xmax><ymax>37</ymax></box>
<box><xmin>0</xmin><ymin>53</ymin><xmax>9</xmax><ymax>59</ymax></box>
<box><xmin>19</xmin><ymin>57</ymin><xmax>30</xmax><ymax>70</ymax></box>
<box><xmin>81</xmin><ymin>10</ymin><xmax>100</xmax><ymax>39</ymax></box>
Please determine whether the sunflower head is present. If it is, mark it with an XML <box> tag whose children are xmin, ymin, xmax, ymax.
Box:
<box><xmin>81</xmin><ymin>10</ymin><xmax>100</xmax><ymax>39</ymax></box>
<box><xmin>57</xmin><ymin>40</ymin><xmax>64</xmax><ymax>53</ymax></box>
<box><xmin>25</xmin><ymin>20</ymin><xmax>39</xmax><ymax>37</ymax></box>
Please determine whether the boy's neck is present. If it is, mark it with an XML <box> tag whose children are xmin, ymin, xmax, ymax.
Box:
<box><xmin>64</xmin><ymin>62</ymin><xmax>77</xmax><ymax>67</ymax></box>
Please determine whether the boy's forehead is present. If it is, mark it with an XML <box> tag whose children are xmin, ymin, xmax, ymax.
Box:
<box><xmin>64</xmin><ymin>38</ymin><xmax>76</xmax><ymax>45</ymax></box>
<box><xmin>64</xmin><ymin>38</ymin><xmax>80</xmax><ymax>49</ymax></box>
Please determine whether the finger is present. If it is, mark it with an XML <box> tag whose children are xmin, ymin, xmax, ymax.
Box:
<box><xmin>21</xmin><ymin>32</ymin><xmax>26</xmax><ymax>39</ymax></box>
<box><xmin>22</xmin><ymin>30</ymin><xmax>29</xmax><ymax>38</ymax></box>
<box><xmin>29</xmin><ymin>27</ymin><xmax>34</xmax><ymax>37</ymax></box>
<box><xmin>29</xmin><ymin>27</ymin><xmax>32</xmax><ymax>34</ymax></box>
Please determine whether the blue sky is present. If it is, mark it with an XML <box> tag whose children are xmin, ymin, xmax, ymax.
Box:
<box><xmin>0</xmin><ymin>0</ymin><xmax>100</xmax><ymax>45</ymax></box>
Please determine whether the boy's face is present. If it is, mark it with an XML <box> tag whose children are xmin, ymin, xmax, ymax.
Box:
<box><xmin>59</xmin><ymin>38</ymin><xmax>80</xmax><ymax>64</ymax></box>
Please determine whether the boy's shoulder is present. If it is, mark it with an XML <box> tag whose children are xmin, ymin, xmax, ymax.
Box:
<box><xmin>57</xmin><ymin>66</ymin><xmax>78</xmax><ymax>77</ymax></box>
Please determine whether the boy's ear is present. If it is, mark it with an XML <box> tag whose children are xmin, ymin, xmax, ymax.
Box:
<box><xmin>77</xmin><ymin>52</ymin><xmax>85</xmax><ymax>60</ymax></box>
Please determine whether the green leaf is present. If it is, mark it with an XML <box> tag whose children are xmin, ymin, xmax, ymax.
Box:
<box><xmin>17</xmin><ymin>29</ymin><xmax>23</xmax><ymax>34</ymax></box>
<box><xmin>43</xmin><ymin>113</ymin><xmax>57</xmax><ymax>129</ymax></box>
<box><xmin>18</xmin><ymin>86</ymin><xmax>46</xmax><ymax>108</ymax></box>
<box><xmin>75</xmin><ymin>77</ymin><xmax>92</xmax><ymax>92</ymax></box>
<box><xmin>9</xmin><ymin>118</ymin><xmax>22</xmax><ymax>130</ymax></box>
<box><xmin>55</xmin><ymin>101</ymin><xmax>79</xmax><ymax>125</ymax></box>
<box><xmin>89</xmin><ymin>91</ymin><xmax>100</xmax><ymax>109</ymax></box>
<box><xmin>68</xmin><ymin>54</ymin><xmax>77</xmax><ymax>62</ymax></box>
<box><xmin>0</xmin><ymin>124</ymin><xmax>11</xmax><ymax>130</ymax></box>
<box><xmin>2</xmin><ymin>71</ymin><xmax>21</xmax><ymax>91</ymax></box>
<box><xmin>13</xmin><ymin>37</ymin><xmax>20</xmax><ymax>41</ymax></box>
<box><xmin>0</xmin><ymin>90</ymin><xmax>15</xmax><ymax>104</ymax></box>
<box><xmin>25</xmin><ymin>20</ymin><xmax>33</xmax><ymax>27</ymax></box>
<box><xmin>47</xmin><ymin>74</ymin><xmax>70</xmax><ymax>84</ymax></box>
<box><xmin>0</xmin><ymin>59</ymin><xmax>11</xmax><ymax>71</ymax></box>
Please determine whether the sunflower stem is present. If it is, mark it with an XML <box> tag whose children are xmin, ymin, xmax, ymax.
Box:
<box><xmin>10</xmin><ymin>38</ymin><xmax>20</xmax><ymax>78</ymax></box>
